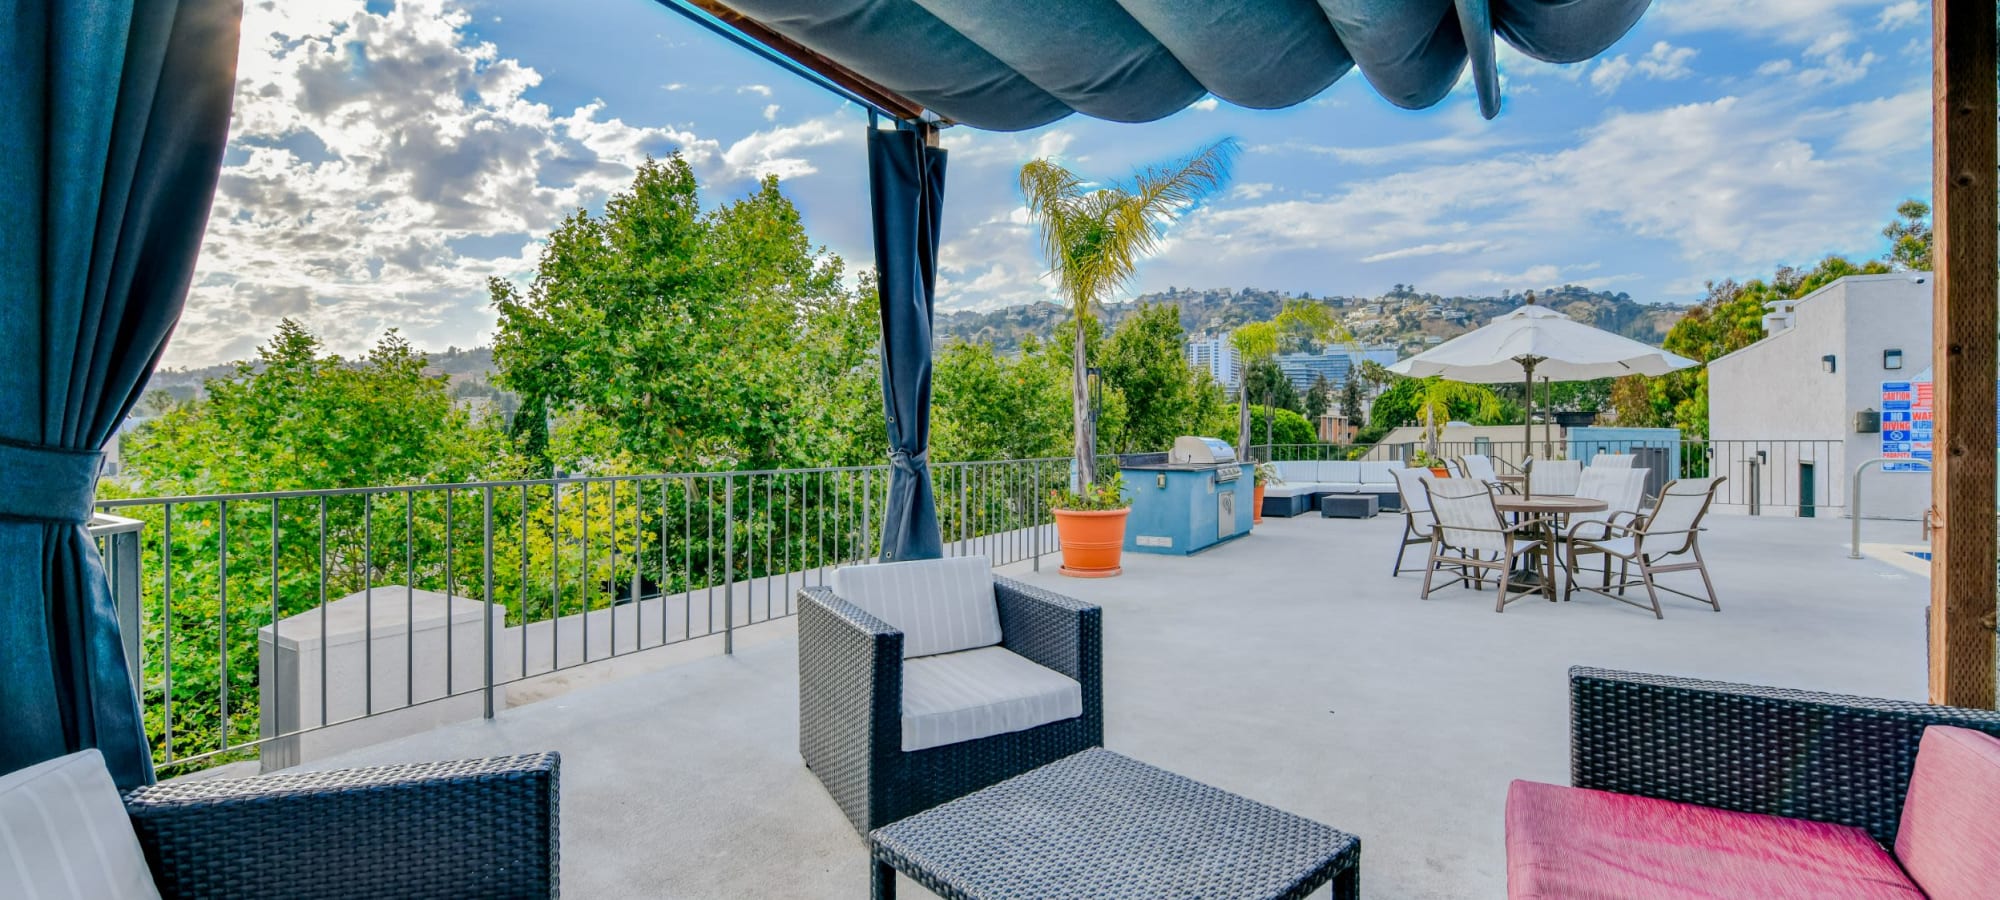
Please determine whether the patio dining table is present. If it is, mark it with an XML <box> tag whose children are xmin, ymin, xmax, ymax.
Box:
<box><xmin>1492</xmin><ymin>495</ymin><xmax>1608</xmax><ymax>597</ymax></box>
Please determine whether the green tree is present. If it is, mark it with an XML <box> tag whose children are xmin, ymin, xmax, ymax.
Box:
<box><xmin>1338</xmin><ymin>375</ymin><xmax>1363</xmax><ymax>423</ymax></box>
<box><xmin>1304</xmin><ymin>375</ymin><xmax>1334</xmax><ymax>421</ymax></box>
<box><xmin>1211</xmin><ymin>405</ymin><xmax>1314</xmax><ymax>447</ymax></box>
<box><xmin>491</xmin><ymin>156</ymin><xmax>877</xmax><ymax>473</ymax></box>
<box><xmin>1882</xmin><ymin>198</ymin><xmax>1933</xmax><ymax>271</ymax></box>
<box><xmin>1098</xmin><ymin>303</ymin><xmax>1204</xmax><ymax>453</ymax></box>
<box><xmin>1019</xmin><ymin>139</ymin><xmax>1238</xmax><ymax>488</ymax></box>
<box><xmin>108</xmin><ymin>321</ymin><xmax>517</xmax><ymax>765</ymax></box>
<box><xmin>931</xmin><ymin>337</ymin><xmax>1071</xmax><ymax>462</ymax></box>
<box><xmin>1358</xmin><ymin>377</ymin><xmax>1513</xmax><ymax>444</ymax></box>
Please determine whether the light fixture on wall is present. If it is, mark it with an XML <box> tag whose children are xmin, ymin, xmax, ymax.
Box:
<box><xmin>1884</xmin><ymin>348</ymin><xmax>1904</xmax><ymax>370</ymax></box>
<box><xmin>1821</xmin><ymin>354</ymin><xmax>1837</xmax><ymax>374</ymax></box>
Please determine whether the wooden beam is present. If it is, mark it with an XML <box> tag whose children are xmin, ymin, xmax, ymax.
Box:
<box><xmin>1929</xmin><ymin>0</ymin><xmax>1998</xmax><ymax>709</ymax></box>
<box><xmin>682</xmin><ymin>0</ymin><xmax>934</xmax><ymax>123</ymax></box>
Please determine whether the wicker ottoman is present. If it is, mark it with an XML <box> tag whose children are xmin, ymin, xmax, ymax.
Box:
<box><xmin>1320</xmin><ymin>495</ymin><xmax>1379</xmax><ymax>518</ymax></box>
<box><xmin>869</xmin><ymin>748</ymin><xmax>1359</xmax><ymax>899</ymax></box>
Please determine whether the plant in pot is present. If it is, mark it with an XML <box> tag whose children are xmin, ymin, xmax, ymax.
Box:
<box><xmin>1020</xmin><ymin>139</ymin><xmax>1237</xmax><ymax>577</ymax></box>
<box><xmin>1049</xmin><ymin>473</ymin><xmax>1128</xmax><ymax>578</ymax></box>
<box><xmin>1252</xmin><ymin>461</ymin><xmax>1280</xmax><ymax>524</ymax></box>
<box><xmin>1410</xmin><ymin>450</ymin><xmax>1451</xmax><ymax>478</ymax></box>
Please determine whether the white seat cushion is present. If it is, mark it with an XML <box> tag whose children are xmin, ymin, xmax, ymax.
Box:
<box><xmin>831</xmin><ymin>556</ymin><xmax>1002</xmax><ymax>658</ymax></box>
<box><xmin>1262</xmin><ymin>483</ymin><xmax>1321</xmax><ymax>498</ymax></box>
<box><xmin>900</xmin><ymin>646</ymin><xmax>1083</xmax><ymax>752</ymax></box>
<box><xmin>0</xmin><ymin>750</ymin><xmax>161</xmax><ymax>900</ymax></box>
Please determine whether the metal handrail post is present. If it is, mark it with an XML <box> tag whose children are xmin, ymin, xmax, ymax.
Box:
<box><xmin>482</xmin><ymin>486</ymin><xmax>496</xmax><ymax>719</ymax></box>
<box><xmin>723</xmin><ymin>473</ymin><xmax>735</xmax><ymax>655</ymax></box>
<box><xmin>1850</xmin><ymin>457</ymin><xmax>1932</xmax><ymax>558</ymax></box>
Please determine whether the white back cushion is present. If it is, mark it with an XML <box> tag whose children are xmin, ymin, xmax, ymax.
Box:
<box><xmin>1357</xmin><ymin>462</ymin><xmax>1400</xmax><ymax>484</ymax></box>
<box><xmin>1272</xmin><ymin>461</ymin><xmax>1316</xmax><ymax>484</ymax></box>
<box><xmin>0</xmin><ymin>750</ymin><xmax>160</xmax><ymax>900</ymax></box>
<box><xmin>831</xmin><ymin>555</ymin><xmax>1002</xmax><ymax>658</ymax></box>
<box><xmin>1319</xmin><ymin>460</ymin><xmax>1361</xmax><ymax>484</ymax></box>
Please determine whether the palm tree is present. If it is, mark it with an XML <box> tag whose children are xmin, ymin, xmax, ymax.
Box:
<box><xmin>1228</xmin><ymin>300</ymin><xmax>1348</xmax><ymax>456</ymax></box>
<box><xmin>1020</xmin><ymin>139</ymin><xmax>1238</xmax><ymax>488</ymax></box>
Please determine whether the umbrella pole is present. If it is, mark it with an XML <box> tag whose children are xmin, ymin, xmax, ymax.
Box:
<box><xmin>1521</xmin><ymin>358</ymin><xmax>1536</xmax><ymax>497</ymax></box>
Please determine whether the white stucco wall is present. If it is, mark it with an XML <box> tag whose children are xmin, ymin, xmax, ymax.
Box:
<box><xmin>1707</xmin><ymin>274</ymin><xmax>1933</xmax><ymax>520</ymax></box>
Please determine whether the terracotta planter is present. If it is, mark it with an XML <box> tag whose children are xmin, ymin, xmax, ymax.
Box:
<box><xmin>1053</xmin><ymin>507</ymin><xmax>1129</xmax><ymax>578</ymax></box>
<box><xmin>1428</xmin><ymin>467</ymin><xmax>1451</xmax><ymax>478</ymax></box>
<box><xmin>1253</xmin><ymin>483</ymin><xmax>1266</xmax><ymax>523</ymax></box>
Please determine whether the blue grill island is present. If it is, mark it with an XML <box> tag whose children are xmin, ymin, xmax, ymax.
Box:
<box><xmin>1118</xmin><ymin>438</ymin><xmax>1255</xmax><ymax>556</ymax></box>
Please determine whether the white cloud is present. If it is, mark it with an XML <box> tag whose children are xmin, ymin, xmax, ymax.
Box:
<box><xmin>738</xmin><ymin>83</ymin><xmax>773</xmax><ymax>97</ymax></box>
<box><xmin>1165</xmin><ymin>87</ymin><xmax>1928</xmax><ymax>299</ymax></box>
<box><xmin>1877</xmin><ymin>1</ymin><xmax>1923</xmax><ymax>30</ymax></box>
<box><xmin>171</xmin><ymin>0</ymin><xmax>852</xmax><ymax>368</ymax></box>
<box><xmin>1359</xmin><ymin>240</ymin><xmax>1496</xmax><ymax>263</ymax></box>
<box><xmin>1190</xmin><ymin>97</ymin><xmax>1220</xmax><ymax>112</ymax></box>
<box><xmin>1756</xmin><ymin>59</ymin><xmax>1794</xmax><ymax>76</ymax></box>
<box><xmin>1228</xmin><ymin>182</ymin><xmax>1276</xmax><ymax>201</ymax></box>
<box><xmin>762</xmin><ymin>103</ymin><xmax>780</xmax><ymax>121</ymax></box>
<box><xmin>1651</xmin><ymin>0</ymin><xmax>1897</xmax><ymax>41</ymax></box>
<box><xmin>1591</xmin><ymin>42</ymin><xmax>1697</xmax><ymax>94</ymax></box>
<box><xmin>1795</xmin><ymin>31</ymin><xmax>1877</xmax><ymax>86</ymax></box>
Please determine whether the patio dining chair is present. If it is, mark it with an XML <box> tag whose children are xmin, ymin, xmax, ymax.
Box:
<box><xmin>1420</xmin><ymin>478</ymin><xmax>1552</xmax><ymax>612</ymax></box>
<box><xmin>1527</xmin><ymin>459</ymin><xmax>1582</xmax><ymax>496</ymax></box>
<box><xmin>1587</xmin><ymin>453</ymin><xmax>1638</xmax><ymax>469</ymax></box>
<box><xmin>1389</xmin><ymin>466</ymin><xmax>1437</xmax><ymax>576</ymax></box>
<box><xmin>1563</xmin><ymin>476</ymin><xmax>1725</xmax><ymax>618</ymax></box>
<box><xmin>1454</xmin><ymin>454</ymin><xmax>1514</xmax><ymax>493</ymax></box>
<box><xmin>1569</xmin><ymin>467</ymin><xmax>1649</xmax><ymax>536</ymax></box>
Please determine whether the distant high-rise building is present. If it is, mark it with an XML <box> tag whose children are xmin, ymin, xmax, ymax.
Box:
<box><xmin>1275</xmin><ymin>344</ymin><xmax>1400</xmax><ymax>392</ymax></box>
<box><xmin>1185</xmin><ymin>336</ymin><xmax>1239</xmax><ymax>389</ymax></box>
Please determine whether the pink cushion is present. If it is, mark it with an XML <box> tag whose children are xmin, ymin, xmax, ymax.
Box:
<box><xmin>1507</xmin><ymin>780</ymin><xmax>1923</xmax><ymax>900</ymax></box>
<box><xmin>1895</xmin><ymin>725</ymin><xmax>2000</xmax><ymax>900</ymax></box>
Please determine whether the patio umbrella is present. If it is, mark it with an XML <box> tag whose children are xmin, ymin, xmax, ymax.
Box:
<box><xmin>1387</xmin><ymin>299</ymin><xmax>1696</xmax><ymax>454</ymax></box>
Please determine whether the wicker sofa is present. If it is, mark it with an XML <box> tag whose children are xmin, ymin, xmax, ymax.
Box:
<box><xmin>1507</xmin><ymin>667</ymin><xmax>2000</xmax><ymax>898</ymax></box>
<box><xmin>125</xmin><ymin>753</ymin><xmax>562</xmax><ymax>899</ymax></box>
<box><xmin>1263</xmin><ymin>460</ymin><xmax>1404</xmax><ymax>517</ymax></box>
<box><xmin>798</xmin><ymin>565</ymin><xmax>1102</xmax><ymax>835</ymax></box>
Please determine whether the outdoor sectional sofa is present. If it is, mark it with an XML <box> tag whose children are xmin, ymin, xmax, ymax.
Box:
<box><xmin>1507</xmin><ymin>667</ymin><xmax>2000</xmax><ymax>898</ymax></box>
<box><xmin>1264</xmin><ymin>460</ymin><xmax>1405</xmax><ymax>517</ymax></box>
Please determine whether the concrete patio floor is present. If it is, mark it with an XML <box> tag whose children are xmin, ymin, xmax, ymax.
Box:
<box><xmin>297</xmin><ymin>512</ymin><xmax>1933</xmax><ymax>899</ymax></box>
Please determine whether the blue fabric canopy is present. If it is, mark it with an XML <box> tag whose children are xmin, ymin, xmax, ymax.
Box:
<box><xmin>868</xmin><ymin>126</ymin><xmax>948</xmax><ymax>561</ymax></box>
<box><xmin>0</xmin><ymin>0</ymin><xmax>242</xmax><ymax>788</ymax></box>
<box><xmin>717</xmin><ymin>0</ymin><xmax>1652</xmax><ymax>129</ymax></box>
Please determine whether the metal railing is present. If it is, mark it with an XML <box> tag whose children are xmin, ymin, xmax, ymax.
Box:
<box><xmin>1249</xmin><ymin>439</ymin><xmax>1849</xmax><ymax>513</ymax></box>
<box><xmin>94</xmin><ymin>457</ymin><xmax>1073</xmax><ymax>774</ymax></box>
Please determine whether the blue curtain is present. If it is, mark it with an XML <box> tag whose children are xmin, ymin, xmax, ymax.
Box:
<box><xmin>0</xmin><ymin>0</ymin><xmax>242</xmax><ymax>788</ymax></box>
<box><xmin>868</xmin><ymin>125</ymin><xmax>947</xmax><ymax>562</ymax></box>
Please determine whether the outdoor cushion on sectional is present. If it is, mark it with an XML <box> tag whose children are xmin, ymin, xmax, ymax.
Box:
<box><xmin>1894</xmin><ymin>725</ymin><xmax>2000</xmax><ymax>900</ymax></box>
<box><xmin>1505</xmin><ymin>779</ymin><xmax>1923</xmax><ymax>899</ymax></box>
<box><xmin>1272</xmin><ymin>461</ymin><xmax>1319</xmax><ymax>484</ymax></box>
<box><xmin>899</xmin><ymin>645</ymin><xmax>1083</xmax><ymax>752</ymax></box>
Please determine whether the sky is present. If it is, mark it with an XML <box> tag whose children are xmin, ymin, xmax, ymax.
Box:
<box><xmin>166</xmin><ymin>0</ymin><xmax>1935</xmax><ymax>368</ymax></box>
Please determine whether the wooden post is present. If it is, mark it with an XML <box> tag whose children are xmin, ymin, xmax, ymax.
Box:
<box><xmin>1928</xmin><ymin>0</ymin><xmax>1998</xmax><ymax>709</ymax></box>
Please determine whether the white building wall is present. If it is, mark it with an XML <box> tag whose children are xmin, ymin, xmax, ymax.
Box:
<box><xmin>1707</xmin><ymin>274</ymin><xmax>1932</xmax><ymax>519</ymax></box>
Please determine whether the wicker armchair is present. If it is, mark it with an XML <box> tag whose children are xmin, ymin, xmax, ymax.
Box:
<box><xmin>1566</xmin><ymin>667</ymin><xmax>2000</xmax><ymax>846</ymax></box>
<box><xmin>798</xmin><ymin>576</ymin><xmax>1102</xmax><ymax>835</ymax></box>
<box><xmin>123</xmin><ymin>753</ymin><xmax>561</xmax><ymax>899</ymax></box>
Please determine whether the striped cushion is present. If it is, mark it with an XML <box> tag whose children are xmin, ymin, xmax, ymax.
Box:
<box><xmin>0</xmin><ymin>750</ymin><xmax>161</xmax><ymax>900</ymax></box>
<box><xmin>1894</xmin><ymin>726</ymin><xmax>2000</xmax><ymax>900</ymax></box>
<box><xmin>831</xmin><ymin>556</ymin><xmax>1002</xmax><ymax>658</ymax></box>
<box><xmin>900</xmin><ymin>646</ymin><xmax>1083</xmax><ymax>752</ymax></box>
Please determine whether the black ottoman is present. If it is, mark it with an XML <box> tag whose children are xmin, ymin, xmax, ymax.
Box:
<box><xmin>1320</xmin><ymin>495</ymin><xmax>1378</xmax><ymax>519</ymax></box>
